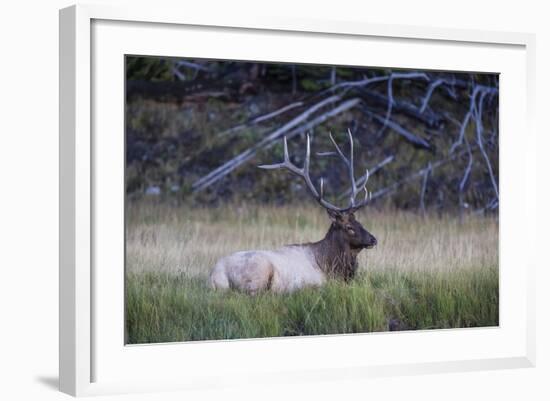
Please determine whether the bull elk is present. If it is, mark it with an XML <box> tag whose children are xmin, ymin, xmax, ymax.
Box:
<box><xmin>209</xmin><ymin>130</ymin><xmax>377</xmax><ymax>294</ymax></box>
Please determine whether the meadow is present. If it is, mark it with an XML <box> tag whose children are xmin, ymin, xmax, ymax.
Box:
<box><xmin>125</xmin><ymin>201</ymin><xmax>499</xmax><ymax>344</ymax></box>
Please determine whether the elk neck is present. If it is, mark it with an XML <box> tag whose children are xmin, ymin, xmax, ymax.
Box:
<box><xmin>307</xmin><ymin>223</ymin><xmax>360</xmax><ymax>281</ymax></box>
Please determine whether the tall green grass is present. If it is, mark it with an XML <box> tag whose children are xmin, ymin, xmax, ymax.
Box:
<box><xmin>125</xmin><ymin>201</ymin><xmax>499</xmax><ymax>343</ymax></box>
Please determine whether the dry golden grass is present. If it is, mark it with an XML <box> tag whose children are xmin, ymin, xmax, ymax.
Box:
<box><xmin>126</xmin><ymin>200</ymin><xmax>498</xmax><ymax>277</ymax></box>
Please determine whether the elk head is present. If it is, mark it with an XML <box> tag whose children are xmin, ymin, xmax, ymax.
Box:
<box><xmin>259</xmin><ymin>129</ymin><xmax>377</xmax><ymax>251</ymax></box>
<box><xmin>325</xmin><ymin>209</ymin><xmax>377</xmax><ymax>250</ymax></box>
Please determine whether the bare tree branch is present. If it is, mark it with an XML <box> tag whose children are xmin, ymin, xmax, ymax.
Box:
<box><xmin>450</xmin><ymin>84</ymin><xmax>498</xmax><ymax>153</ymax></box>
<box><xmin>459</xmin><ymin>137</ymin><xmax>473</xmax><ymax>203</ymax></box>
<box><xmin>474</xmin><ymin>90</ymin><xmax>499</xmax><ymax>199</ymax></box>
<box><xmin>218</xmin><ymin>101</ymin><xmax>304</xmax><ymax>137</ymax></box>
<box><xmin>192</xmin><ymin>96</ymin><xmax>360</xmax><ymax>192</ymax></box>
<box><xmin>326</xmin><ymin>71</ymin><xmax>429</xmax><ymax>95</ymax></box>
<box><xmin>373</xmin><ymin>73</ymin><xmax>395</xmax><ymax>136</ymax></box>
<box><xmin>172</xmin><ymin>60</ymin><xmax>214</xmax><ymax>80</ymax></box>
<box><xmin>370</xmin><ymin>151</ymin><xmax>468</xmax><ymax>201</ymax></box>
<box><xmin>419</xmin><ymin>162</ymin><xmax>432</xmax><ymax>214</ymax></box>
<box><xmin>419</xmin><ymin>78</ymin><xmax>444</xmax><ymax>113</ymax></box>
<box><xmin>362</xmin><ymin>108</ymin><xmax>433</xmax><ymax>150</ymax></box>
<box><xmin>359</xmin><ymin>89</ymin><xmax>443</xmax><ymax>128</ymax></box>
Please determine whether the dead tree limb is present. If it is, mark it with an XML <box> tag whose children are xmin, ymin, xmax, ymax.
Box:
<box><xmin>449</xmin><ymin>108</ymin><xmax>473</xmax><ymax>154</ymax></box>
<box><xmin>457</xmin><ymin>137</ymin><xmax>473</xmax><ymax>220</ymax></box>
<box><xmin>253</xmin><ymin>102</ymin><xmax>304</xmax><ymax>124</ymax></box>
<box><xmin>218</xmin><ymin>101</ymin><xmax>304</xmax><ymax>137</ymax></box>
<box><xmin>371</xmin><ymin>74</ymin><xmax>397</xmax><ymax>138</ymax></box>
<box><xmin>367</xmin><ymin>154</ymin><xmax>395</xmax><ymax>176</ymax></box>
<box><xmin>326</xmin><ymin>71</ymin><xmax>429</xmax><ymax>96</ymax></box>
<box><xmin>362</xmin><ymin>108</ymin><xmax>433</xmax><ymax>151</ymax></box>
<box><xmin>359</xmin><ymin>89</ymin><xmax>444</xmax><ymax>128</ymax></box>
<box><xmin>458</xmin><ymin>137</ymin><xmax>473</xmax><ymax>205</ymax></box>
<box><xmin>284</xmin><ymin>98</ymin><xmax>362</xmax><ymax>139</ymax></box>
<box><xmin>450</xmin><ymin>85</ymin><xmax>498</xmax><ymax>153</ymax></box>
<box><xmin>172</xmin><ymin>60</ymin><xmax>214</xmax><ymax>80</ymax></box>
<box><xmin>370</xmin><ymin>151</ymin><xmax>467</xmax><ymax>201</ymax></box>
<box><xmin>473</xmin><ymin>90</ymin><xmax>499</xmax><ymax>199</ymax></box>
<box><xmin>419</xmin><ymin>78</ymin><xmax>444</xmax><ymax>113</ymax></box>
<box><xmin>192</xmin><ymin>96</ymin><xmax>360</xmax><ymax>192</ymax></box>
<box><xmin>175</xmin><ymin>60</ymin><xmax>213</xmax><ymax>72</ymax></box>
<box><xmin>419</xmin><ymin>162</ymin><xmax>432</xmax><ymax>214</ymax></box>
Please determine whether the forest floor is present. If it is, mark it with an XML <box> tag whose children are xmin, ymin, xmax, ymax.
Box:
<box><xmin>125</xmin><ymin>200</ymin><xmax>499</xmax><ymax>344</ymax></box>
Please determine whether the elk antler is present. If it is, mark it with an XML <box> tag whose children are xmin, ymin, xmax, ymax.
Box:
<box><xmin>258</xmin><ymin>130</ymin><xmax>371</xmax><ymax>213</ymax></box>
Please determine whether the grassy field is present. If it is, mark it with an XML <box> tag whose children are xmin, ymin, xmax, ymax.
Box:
<box><xmin>126</xmin><ymin>201</ymin><xmax>499</xmax><ymax>344</ymax></box>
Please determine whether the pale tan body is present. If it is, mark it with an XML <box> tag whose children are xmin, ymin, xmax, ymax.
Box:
<box><xmin>209</xmin><ymin>246</ymin><xmax>325</xmax><ymax>294</ymax></box>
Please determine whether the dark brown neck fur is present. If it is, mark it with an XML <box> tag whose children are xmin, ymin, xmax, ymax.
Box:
<box><xmin>307</xmin><ymin>224</ymin><xmax>361</xmax><ymax>281</ymax></box>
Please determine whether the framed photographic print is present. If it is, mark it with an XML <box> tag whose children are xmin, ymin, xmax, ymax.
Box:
<box><xmin>59</xmin><ymin>4</ymin><xmax>536</xmax><ymax>397</ymax></box>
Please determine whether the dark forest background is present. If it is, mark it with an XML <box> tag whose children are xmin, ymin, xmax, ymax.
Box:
<box><xmin>125</xmin><ymin>56</ymin><xmax>499</xmax><ymax>215</ymax></box>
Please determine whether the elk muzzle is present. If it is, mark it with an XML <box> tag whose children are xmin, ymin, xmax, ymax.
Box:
<box><xmin>364</xmin><ymin>233</ymin><xmax>377</xmax><ymax>249</ymax></box>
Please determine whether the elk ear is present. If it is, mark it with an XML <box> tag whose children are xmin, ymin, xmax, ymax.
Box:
<box><xmin>326</xmin><ymin>209</ymin><xmax>343</xmax><ymax>223</ymax></box>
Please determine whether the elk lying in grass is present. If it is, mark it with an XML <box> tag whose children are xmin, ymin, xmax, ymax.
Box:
<box><xmin>209</xmin><ymin>130</ymin><xmax>377</xmax><ymax>294</ymax></box>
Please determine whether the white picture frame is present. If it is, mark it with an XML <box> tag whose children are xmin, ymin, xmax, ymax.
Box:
<box><xmin>59</xmin><ymin>3</ymin><xmax>536</xmax><ymax>397</ymax></box>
